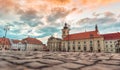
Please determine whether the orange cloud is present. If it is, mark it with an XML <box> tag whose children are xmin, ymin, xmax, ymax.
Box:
<box><xmin>0</xmin><ymin>0</ymin><xmax>119</xmax><ymax>17</ymax></box>
<box><xmin>0</xmin><ymin>0</ymin><xmax>20</xmax><ymax>12</ymax></box>
<box><xmin>45</xmin><ymin>0</ymin><xmax>71</xmax><ymax>5</ymax></box>
<box><xmin>79</xmin><ymin>0</ymin><xmax>120</xmax><ymax>6</ymax></box>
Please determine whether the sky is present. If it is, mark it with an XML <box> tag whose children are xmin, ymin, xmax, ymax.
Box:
<box><xmin>0</xmin><ymin>0</ymin><xmax>120</xmax><ymax>44</ymax></box>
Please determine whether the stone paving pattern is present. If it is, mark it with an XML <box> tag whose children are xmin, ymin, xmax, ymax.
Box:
<box><xmin>0</xmin><ymin>51</ymin><xmax>120</xmax><ymax>70</ymax></box>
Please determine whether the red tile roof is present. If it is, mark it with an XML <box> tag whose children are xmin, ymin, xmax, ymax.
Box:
<box><xmin>101</xmin><ymin>32</ymin><xmax>120</xmax><ymax>40</ymax></box>
<box><xmin>0</xmin><ymin>38</ymin><xmax>11</xmax><ymax>45</ymax></box>
<box><xmin>12</xmin><ymin>40</ymin><xmax>21</xmax><ymax>44</ymax></box>
<box><xmin>22</xmin><ymin>37</ymin><xmax>42</xmax><ymax>45</ymax></box>
<box><xmin>63</xmin><ymin>31</ymin><xmax>102</xmax><ymax>41</ymax></box>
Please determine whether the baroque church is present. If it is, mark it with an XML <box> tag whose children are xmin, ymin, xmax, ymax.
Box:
<box><xmin>47</xmin><ymin>23</ymin><xmax>120</xmax><ymax>53</ymax></box>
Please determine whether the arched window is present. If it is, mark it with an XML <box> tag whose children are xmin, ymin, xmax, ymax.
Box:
<box><xmin>90</xmin><ymin>41</ymin><xmax>92</xmax><ymax>44</ymax></box>
<box><xmin>84</xmin><ymin>47</ymin><xmax>86</xmax><ymax>51</ymax></box>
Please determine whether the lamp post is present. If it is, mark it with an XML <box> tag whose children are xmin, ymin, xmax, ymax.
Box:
<box><xmin>68</xmin><ymin>25</ymin><xmax>70</xmax><ymax>52</ymax></box>
<box><xmin>2</xmin><ymin>25</ymin><xmax>10</xmax><ymax>51</ymax></box>
<box><xmin>24</xmin><ymin>40</ymin><xmax>27</xmax><ymax>51</ymax></box>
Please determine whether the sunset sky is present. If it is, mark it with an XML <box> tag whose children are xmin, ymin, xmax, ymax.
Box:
<box><xmin>0</xmin><ymin>0</ymin><xmax>120</xmax><ymax>44</ymax></box>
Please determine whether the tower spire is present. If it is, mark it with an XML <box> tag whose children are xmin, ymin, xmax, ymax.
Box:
<box><xmin>95</xmin><ymin>24</ymin><xmax>98</xmax><ymax>32</ymax></box>
<box><xmin>62</xmin><ymin>22</ymin><xmax>70</xmax><ymax>39</ymax></box>
<box><xmin>64</xmin><ymin>22</ymin><xmax>68</xmax><ymax>29</ymax></box>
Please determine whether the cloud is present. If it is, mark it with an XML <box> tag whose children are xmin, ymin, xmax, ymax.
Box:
<box><xmin>104</xmin><ymin>12</ymin><xmax>115</xmax><ymax>17</ymax></box>
<box><xmin>0</xmin><ymin>0</ymin><xmax>119</xmax><ymax>14</ymax></box>
<box><xmin>47</xmin><ymin>7</ymin><xmax>69</xmax><ymax>23</ymax></box>
<box><xmin>36</xmin><ymin>26</ymin><xmax>60</xmax><ymax>38</ymax></box>
<box><xmin>77</xmin><ymin>12</ymin><xmax>117</xmax><ymax>25</ymax></box>
<box><xmin>38</xmin><ymin>35</ymin><xmax>50</xmax><ymax>44</ymax></box>
<box><xmin>45</xmin><ymin>0</ymin><xmax>71</xmax><ymax>5</ymax></box>
<box><xmin>0</xmin><ymin>0</ymin><xmax>120</xmax><ymax>44</ymax></box>
<box><xmin>0</xmin><ymin>0</ymin><xmax>20</xmax><ymax>14</ymax></box>
<box><xmin>20</xmin><ymin>9</ymin><xmax>43</xmax><ymax>27</ymax></box>
<box><xmin>79</xmin><ymin>0</ymin><xmax>120</xmax><ymax>6</ymax></box>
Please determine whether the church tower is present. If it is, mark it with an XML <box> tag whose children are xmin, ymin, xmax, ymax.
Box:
<box><xmin>95</xmin><ymin>24</ymin><xmax>99</xmax><ymax>33</ymax></box>
<box><xmin>62</xmin><ymin>23</ymin><xmax>70</xmax><ymax>39</ymax></box>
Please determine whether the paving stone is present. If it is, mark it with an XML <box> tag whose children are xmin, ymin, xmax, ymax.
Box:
<box><xmin>0</xmin><ymin>56</ymin><xmax>15</xmax><ymax>60</ymax></box>
<box><xmin>99</xmin><ymin>60</ymin><xmax>120</xmax><ymax>65</ymax></box>
<box><xmin>7</xmin><ymin>60</ymin><xmax>33</xmax><ymax>65</ymax></box>
<box><xmin>24</xmin><ymin>62</ymin><xmax>48</xmax><ymax>69</ymax></box>
<box><xmin>0</xmin><ymin>51</ymin><xmax>120</xmax><ymax>70</ymax></box>
<box><xmin>97</xmin><ymin>56</ymin><xmax>109</xmax><ymax>60</ymax></box>
<box><xmin>73</xmin><ymin>60</ymin><xmax>95</xmax><ymax>65</ymax></box>
<box><xmin>38</xmin><ymin>59</ymin><xmax>64</xmax><ymax>65</ymax></box>
<box><xmin>0</xmin><ymin>61</ymin><xmax>13</xmax><ymax>67</ymax></box>
<box><xmin>59</xmin><ymin>63</ymin><xmax>83</xmax><ymax>69</ymax></box>
<box><xmin>0</xmin><ymin>61</ymin><xmax>18</xmax><ymax>70</ymax></box>
<box><xmin>41</xmin><ymin>66</ymin><xmax>69</xmax><ymax>70</ymax></box>
<box><xmin>81</xmin><ymin>64</ymin><xmax>120</xmax><ymax>70</ymax></box>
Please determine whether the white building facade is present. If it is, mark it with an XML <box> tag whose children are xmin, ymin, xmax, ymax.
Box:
<box><xmin>46</xmin><ymin>23</ymin><xmax>120</xmax><ymax>53</ymax></box>
<box><xmin>22</xmin><ymin>37</ymin><xmax>44</xmax><ymax>51</ymax></box>
<box><xmin>47</xmin><ymin>36</ymin><xmax>61</xmax><ymax>51</ymax></box>
<box><xmin>102</xmin><ymin>33</ymin><xmax>120</xmax><ymax>53</ymax></box>
<box><xmin>10</xmin><ymin>39</ymin><xmax>25</xmax><ymax>51</ymax></box>
<box><xmin>61</xmin><ymin>23</ymin><xmax>105</xmax><ymax>52</ymax></box>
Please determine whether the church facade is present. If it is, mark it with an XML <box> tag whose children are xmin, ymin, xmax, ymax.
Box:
<box><xmin>47</xmin><ymin>23</ymin><xmax>120</xmax><ymax>53</ymax></box>
<box><xmin>61</xmin><ymin>23</ymin><xmax>104</xmax><ymax>52</ymax></box>
<box><xmin>47</xmin><ymin>36</ymin><xmax>61</xmax><ymax>51</ymax></box>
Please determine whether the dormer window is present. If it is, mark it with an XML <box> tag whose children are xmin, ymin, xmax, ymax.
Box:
<box><xmin>90</xmin><ymin>34</ymin><xmax>94</xmax><ymax>38</ymax></box>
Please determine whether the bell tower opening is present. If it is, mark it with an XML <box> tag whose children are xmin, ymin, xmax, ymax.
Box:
<box><xmin>62</xmin><ymin>23</ymin><xmax>70</xmax><ymax>39</ymax></box>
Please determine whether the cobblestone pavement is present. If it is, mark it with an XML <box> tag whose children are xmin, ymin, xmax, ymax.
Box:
<box><xmin>0</xmin><ymin>51</ymin><xmax>120</xmax><ymax>70</ymax></box>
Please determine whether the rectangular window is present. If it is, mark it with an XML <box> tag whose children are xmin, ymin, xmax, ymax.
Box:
<box><xmin>68</xmin><ymin>42</ymin><xmax>70</xmax><ymax>44</ymax></box>
<box><xmin>90</xmin><ymin>41</ymin><xmax>92</xmax><ymax>44</ymax></box>
<box><xmin>90</xmin><ymin>44</ymin><xmax>92</xmax><ymax>47</ymax></box>
<box><xmin>84</xmin><ymin>45</ymin><xmax>86</xmax><ymax>47</ymax></box>
<box><xmin>73</xmin><ymin>46</ymin><xmax>75</xmax><ymax>50</ymax></box>
<box><xmin>98</xmin><ymin>44</ymin><xmax>100</xmax><ymax>47</ymax></box>
<box><xmin>73</xmin><ymin>41</ymin><xmax>75</xmax><ymax>44</ymax></box>
<box><xmin>78</xmin><ymin>45</ymin><xmax>81</xmax><ymax>50</ymax></box>
<box><xmin>110</xmin><ymin>41</ymin><xmax>112</xmax><ymax>43</ymax></box>
<box><xmin>110</xmin><ymin>45</ymin><xmax>113</xmax><ymax>47</ymax></box>
<box><xmin>106</xmin><ymin>45</ymin><xmax>108</xmax><ymax>48</ymax></box>
<box><xmin>97</xmin><ymin>40</ymin><xmax>100</xmax><ymax>43</ymax></box>
<box><xmin>84</xmin><ymin>41</ymin><xmax>86</xmax><ymax>44</ymax></box>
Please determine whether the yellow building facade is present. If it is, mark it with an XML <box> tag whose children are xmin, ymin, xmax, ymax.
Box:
<box><xmin>61</xmin><ymin>23</ymin><xmax>104</xmax><ymax>52</ymax></box>
<box><xmin>47</xmin><ymin>23</ymin><xmax>120</xmax><ymax>53</ymax></box>
<box><xmin>47</xmin><ymin>36</ymin><xmax>61</xmax><ymax>51</ymax></box>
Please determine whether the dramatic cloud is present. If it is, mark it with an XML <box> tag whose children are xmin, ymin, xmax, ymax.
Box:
<box><xmin>0</xmin><ymin>0</ymin><xmax>120</xmax><ymax>43</ymax></box>
<box><xmin>46</xmin><ymin>0</ymin><xmax>71</xmax><ymax>5</ymax></box>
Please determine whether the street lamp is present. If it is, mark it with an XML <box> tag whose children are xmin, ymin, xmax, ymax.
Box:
<box><xmin>24</xmin><ymin>40</ymin><xmax>27</xmax><ymax>51</ymax></box>
<box><xmin>68</xmin><ymin>24</ymin><xmax>70</xmax><ymax>52</ymax></box>
<box><xmin>2</xmin><ymin>25</ymin><xmax>10</xmax><ymax>50</ymax></box>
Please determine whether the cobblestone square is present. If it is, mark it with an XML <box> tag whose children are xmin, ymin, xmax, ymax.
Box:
<box><xmin>0</xmin><ymin>51</ymin><xmax>120</xmax><ymax>70</ymax></box>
